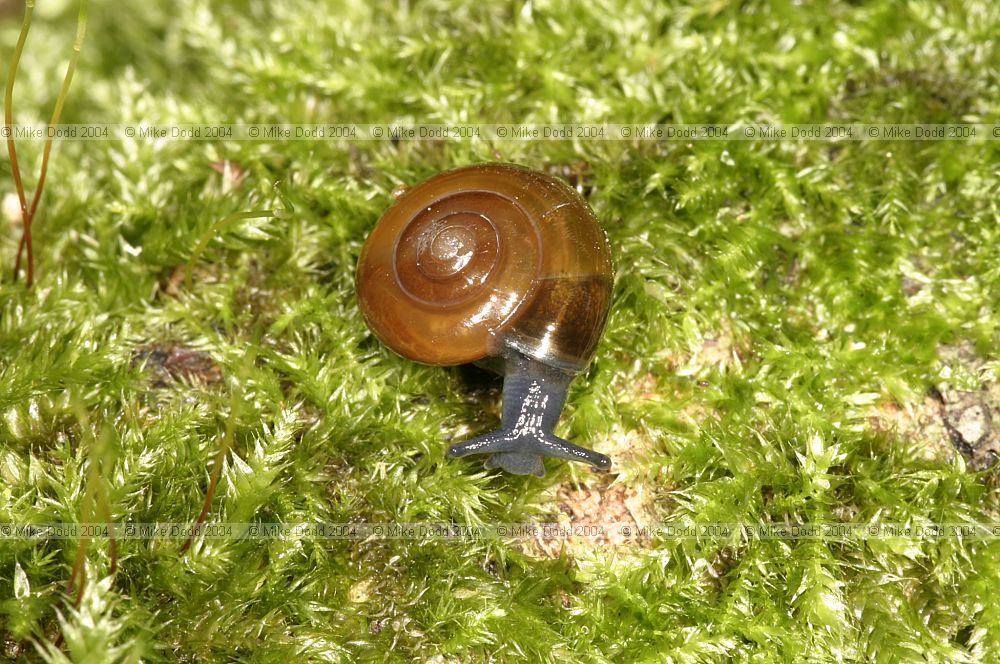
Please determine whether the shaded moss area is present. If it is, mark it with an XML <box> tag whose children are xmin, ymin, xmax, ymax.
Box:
<box><xmin>1</xmin><ymin>0</ymin><xmax>1000</xmax><ymax>661</ymax></box>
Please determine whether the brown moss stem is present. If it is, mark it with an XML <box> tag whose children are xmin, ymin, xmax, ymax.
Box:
<box><xmin>180</xmin><ymin>394</ymin><xmax>239</xmax><ymax>554</ymax></box>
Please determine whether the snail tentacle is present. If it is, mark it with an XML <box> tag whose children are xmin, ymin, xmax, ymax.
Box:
<box><xmin>447</xmin><ymin>431</ymin><xmax>521</xmax><ymax>457</ymax></box>
<box><xmin>446</xmin><ymin>349</ymin><xmax>610</xmax><ymax>475</ymax></box>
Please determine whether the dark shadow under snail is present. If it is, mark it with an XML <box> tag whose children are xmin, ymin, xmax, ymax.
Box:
<box><xmin>356</xmin><ymin>163</ymin><xmax>613</xmax><ymax>476</ymax></box>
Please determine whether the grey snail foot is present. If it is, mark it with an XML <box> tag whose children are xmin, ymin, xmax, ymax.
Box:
<box><xmin>446</xmin><ymin>350</ymin><xmax>611</xmax><ymax>477</ymax></box>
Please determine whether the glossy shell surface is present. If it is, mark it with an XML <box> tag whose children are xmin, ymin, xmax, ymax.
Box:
<box><xmin>356</xmin><ymin>163</ymin><xmax>613</xmax><ymax>369</ymax></box>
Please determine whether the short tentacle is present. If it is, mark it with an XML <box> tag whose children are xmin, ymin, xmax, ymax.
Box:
<box><xmin>447</xmin><ymin>431</ymin><xmax>519</xmax><ymax>457</ymax></box>
<box><xmin>534</xmin><ymin>434</ymin><xmax>611</xmax><ymax>468</ymax></box>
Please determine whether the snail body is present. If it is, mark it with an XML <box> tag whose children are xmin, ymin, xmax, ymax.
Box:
<box><xmin>356</xmin><ymin>163</ymin><xmax>613</xmax><ymax>476</ymax></box>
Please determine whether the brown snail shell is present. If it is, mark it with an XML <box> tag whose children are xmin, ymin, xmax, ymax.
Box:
<box><xmin>356</xmin><ymin>163</ymin><xmax>613</xmax><ymax>476</ymax></box>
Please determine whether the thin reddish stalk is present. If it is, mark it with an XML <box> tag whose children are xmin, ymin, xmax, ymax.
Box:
<box><xmin>8</xmin><ymin>0</ymin><xmax>88</xmax><ymax>287</ymax></box>
<box><xmin>180</xmin><ymin>402</ymin><xmax>238</xmax><ymax>554</ymax></box>
<box><xmin>5</xmin><ymin>2</ymin><xmax>34</xmax><ymax>282</ymax></box>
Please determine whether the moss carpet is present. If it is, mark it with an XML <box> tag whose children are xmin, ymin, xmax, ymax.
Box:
<box><xmin>1</xmin><ymin>0</ymin><xmax>999</xmax><ymax>661</ymax></box>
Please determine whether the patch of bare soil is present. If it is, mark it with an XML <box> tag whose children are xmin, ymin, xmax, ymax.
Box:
<box><xmin>133</xmin><ymin>344</ymin><xmax>223</xmax><ymax>386</ymax></box>
<box><xmin>869</xmin><ymin>342</ymin><xmax>1000</xmax><ymax>470</ymax></box>
<box><xmin>935</xmin><ymin>342</ymin><xmax>1000</xmax><ymax>470</ymax></box>
<box><xmin>868</xmin><ymin>396</ymin><xmax>956</xmax><ymax>463</ymax></box>
<box><xmin>2</xmin><ymin>630</ymin><xmax>25</xmax><ymax>661</ymax></box>
<box><xmin>522</xmin><ymin>478</ymin><xmax>655</xmax><ymax>558</ymax></box>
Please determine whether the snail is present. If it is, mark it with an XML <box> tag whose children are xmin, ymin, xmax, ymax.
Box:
<box><xmin>355</xmin><ymin>163</ymin><xmax>613</xmax><ymax>477</ymax></box>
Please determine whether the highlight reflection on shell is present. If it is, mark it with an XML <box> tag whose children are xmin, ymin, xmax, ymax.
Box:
<box><xmin>356</xmin><ymin>163</ymin><xmax>613</xmax><ymax>370</ymax></box>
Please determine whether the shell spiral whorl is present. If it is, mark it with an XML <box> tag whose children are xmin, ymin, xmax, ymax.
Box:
<box><xmin>392</xmin><ymin>189</ymin><xmax>538</xmax><ymax>314</ymax></box>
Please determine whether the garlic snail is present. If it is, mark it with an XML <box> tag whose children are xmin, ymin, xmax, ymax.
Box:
<box><xmin>356</xmin><ymin>163</ymin><xmax>613</xmax><ymax>476</ymax></box>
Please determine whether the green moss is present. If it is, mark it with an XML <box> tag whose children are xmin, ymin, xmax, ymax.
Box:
<box><xmin>1</xmin><ymin>0</ymin><xmax>999</xmax><ymax>661</ymax></box>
